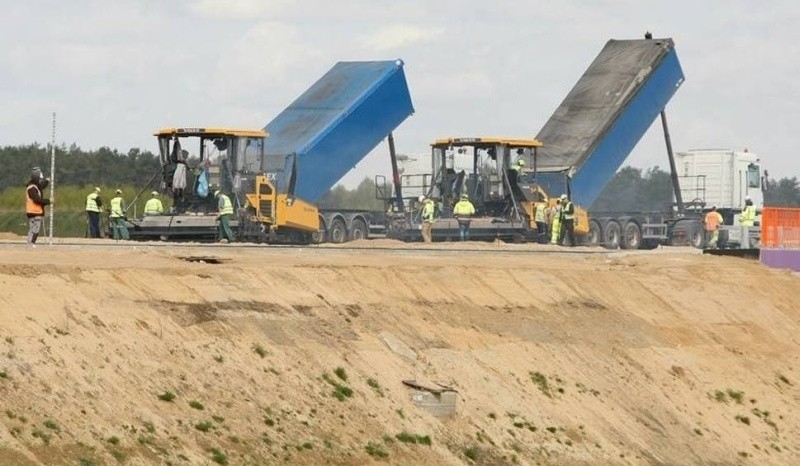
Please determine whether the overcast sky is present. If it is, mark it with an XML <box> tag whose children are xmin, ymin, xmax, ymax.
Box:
<box><xmin>2</xmin><ymin>0</ymin><xmax>799</xmax><ymax>188</ymax></box>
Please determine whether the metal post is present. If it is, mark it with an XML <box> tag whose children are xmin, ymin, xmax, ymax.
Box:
<box><xmin>48</xmin><ymin>112</ymin><xmax>56</xmax><ymax>245</ymax></box>
<box><xmin>660</xmin><ymin>110</ymin><xmax>684</xmax><ymax>213</ymax></box>
<box><xmin>387</xmin><ymin>132</ymin><xmax>404</xmax><ymax>212</ymax></box>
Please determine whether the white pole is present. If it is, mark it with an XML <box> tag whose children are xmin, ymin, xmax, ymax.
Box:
<box><xmin>48</xmin><ymin>112</ymin><xmax>56</xmax><ymax>245</ymax></box>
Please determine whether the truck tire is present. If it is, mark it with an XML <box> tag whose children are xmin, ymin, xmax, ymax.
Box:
<box><xmin>312</xmin><ymin>217</ymin><xmax>326</xmax><ymax>244</ymax></box>
<box><xmin>620</xmin><ymin>221</ymin><xmax>642</xmax><ymax>250</ymax></box>
<box><xmin>587</xmin><ymin>220</ymin><xmax>602</xmax><ymax>246</ymax></box>
<box><xmin>603</xmin><ymin>220</ymin><xmax>621</xmax><ymax>249</ymax></box>
<box><xmin>329</xmin><ymin>217</ymin><xmax>347</xmax><ymax>244</ymax></box>
<box><xmin>349</xmin><ymin>218</ymin><xmax>368</xmax><ymax>241</ymax></box>
<box><xmin>688</xmin><ymin>222</ymin><xmax>705</xmax><ymax>249</ymax></box>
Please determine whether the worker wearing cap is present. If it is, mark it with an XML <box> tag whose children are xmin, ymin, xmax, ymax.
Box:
<box><xmin>85</xmin><ymin>187</ymin><xmax>103</xmax><ymax>238</ymax></box>
<box><xmin>560</xmin><ymin>194</ymin><xmax>576</xmax><ymax>247</ymax></box>
<box><xmin>109</xmin><ymin>189</ymin><xmax>130</xmax><ymax>240</ymax></box>
<box><xmin>739</xmin><ymin>196</ymin><xmax>756</xmax><ymax>248</ymax></box>
<box><xmin>511</xmin><ymin>158</ymin><xmax>526</xmax><ymax>173</ymax></box>
<box><xmin>420</xmin><ymin>196</ymin><xmax>435</xmax><ymax>243</ymax></box>
<box><xmin>144</xmin><ymin>191</ymin><xmax>164</xmax><ymax>216</ymax></box>
<box><xmin>452</xmin><ymin>193</ymin><xmax>475</xmax><ymax>241</ymax></box>
<box><xmin>25</xmin><ymin>167</ymin><xmax>50</xmax><ymax>246</ymax></box>
<box><xmin>215</xmin><ymin>190</ymin><xmax>236</xmax><ymax>243</ymax></box>
<box><xmin>704</xmin><ymin>205</ymin><xmax>723</xmax><ymax>249</ymax></box>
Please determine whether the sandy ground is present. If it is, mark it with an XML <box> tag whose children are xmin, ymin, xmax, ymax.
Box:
<box><xmin>0</xmin><ymin>240</ymin><xmax>798</xmax><ymax>465</ymax></box>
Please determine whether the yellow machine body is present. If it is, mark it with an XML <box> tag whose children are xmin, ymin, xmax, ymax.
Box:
<box><xmin>246</xmin><ymin>175</ymin><xmax>319</xmax><ymax>233</ymax></box>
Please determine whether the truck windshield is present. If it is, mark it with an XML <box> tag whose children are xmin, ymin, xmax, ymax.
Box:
<box><xmin>747</xmin><ymin>164</ymin><xmax>760</xmax><ymax>189</ymax></box>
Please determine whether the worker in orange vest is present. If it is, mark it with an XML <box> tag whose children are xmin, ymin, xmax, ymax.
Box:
<box><xmin>704</xmin><ymin>205</ymin><xmax>724</xmax><ymax>249</ymax></box>
<box><xmin>25</xmin><ymin>167</ymin><xmax>51</xmax><ymax>246</ymax></box>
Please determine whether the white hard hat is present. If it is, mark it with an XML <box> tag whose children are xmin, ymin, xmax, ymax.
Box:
<box><xmin>560</xmin><ymin>194</ymin><xmax>567</xmax><ymax>200</ymax></box>
<box><xmin>745</xmin><ymin>196</ymin><xmax>751</xmax><ymax>201</ymax></box>
<box><xmin>151</xmin><ymin>191</ymin><xmax>159</xmax><ymax>196</ymax></box>
<box><xmin>418</xmin><ymin>195</ymin><xmax>425</xmax><ymax>202</ymax></box>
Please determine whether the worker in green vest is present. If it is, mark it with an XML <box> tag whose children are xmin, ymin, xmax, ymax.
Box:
<box><xmin>144</xmin><ymin>191</ymin><xmax>164</xmax><ymax>216</ymax></box>
<box><xmin>109</xmin><ymin>189</ymin><xmax>130</xmax><ymax>240</ymax></box>
<box><xmin>215</xmin><ymin>190</ymin><xmax>236</xmax><ymax>243</ymax></box>
<box><xmin>85</xmin><ymin>187</ymin><xmax>103</xmax><ymax>238</ymax></box>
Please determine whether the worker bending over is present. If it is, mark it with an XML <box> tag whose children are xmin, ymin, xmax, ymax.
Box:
<box><xmin>453</xmin><ymin>193</ymin><xmax>475</xmax><ymax>241</ymax></box>
<box><xmin>215</xmin><ymin>190</ymin><xmax>236</xmax><ymax>243</ymax></box>
<box><xmin>109</xmin><ymin>189</ymin><xmax>130</xmax><ymax>240</ymax></box>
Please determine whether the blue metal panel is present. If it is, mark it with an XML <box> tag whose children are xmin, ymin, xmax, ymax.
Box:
<box><xmin>570</xmin><ymin>49</ymin><xmax>684</xmax><ymax>206</ymax></box>
<box><xmin>263</xmin><ymin>60</ymin><xmax>414</xmax><ymax>202</ymax></box>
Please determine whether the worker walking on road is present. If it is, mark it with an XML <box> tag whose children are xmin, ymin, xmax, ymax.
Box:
<box><xmin>85</xmin><ymin>187</ymin><xmax>103</xmax><ymax>238</ymax></box>
<box><xmin>453</xmin><ymin>193</ymin><xmax>475</xmax><ymax>241</ymax></box>
<box><xmin>549</xmin><ymin>201</ymin><xmax>562</xmax><ymax>245</ymax></box>
<box><xmin>561</xmin><ymin>194</ymin><xmax>575</xmax><ymax>247</ymax></box>
<box><xmin>144</xmin><ymin>191</ymin><xmax>164</xmax><ymax>216</ymax></box>
<box><xmin>25</xmin><ymin>167</ymin><xmax>50</xmax><ymax>246</ymax></box>
<box><xmin>109</xmin><ymin>189</ymin><xmax>130</xmax><ymax>240</ymax></box>
<box><xmin>704</xmin><ymin>205</ymin><xmax>724</xmax><ymax>249</ymax></box>
<box><xmin>739</xmin><ymin>196</ymin><xmax>756</xmax><ymax>248</ymax></box>
<box><xmin>215</xmin><ymin>190</ymin><xmax>236</xmax><ymax>243</ymax></box>
<box><xmin>420</xmin><ymin>196</ymin><xmax>435</xmax><ymax>243</ymax></box>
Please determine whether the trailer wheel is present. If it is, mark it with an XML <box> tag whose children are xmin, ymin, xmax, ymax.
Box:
<box><xmin>620</xmin><ymin>221</ymin><xmax>642</xmax><ymax>250</ymax></box>
<box><xmin>586</xmin><ymin>220</ymin><xmax>602</xmax><ymax>246</ymax></box>
<box><xmin>312</xmin><ymin>218</ymin><xmax>326</xmax><ymax>244</ymax></box>
<box><xmin>329</xmin><ymin>217</ymin><xmax>347</xmax><ymax>244</ymax></box>
<box><xmin>349</xmin><ymin>218</ymin><xmax>368</xmax><ymax>241</ymax></box>
<box><xmin>603</xmin><ymin>221</ymin><xmax>621</xmax><ymax>249</ymax></box>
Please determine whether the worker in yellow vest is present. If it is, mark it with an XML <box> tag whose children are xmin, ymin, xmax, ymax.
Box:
<box><xmin>739</xmin><ymin>196</ymin><xmax>756</xmax><ymax>248</ymax></box>
<box><xmin>550</xmin><ymin>201</ymin><xmax>562</xmax><ymax>245</ymax></box>
<box><xmin>561</xmin><ymin>194</ymin><xmax>576</xmax><ymax>247</ymax></box>
<box><xmin>453</xmin><ymin>193</ymin><xmax>475</xmax><ymax>241</ymax></box>
<box><xmin>85</xmin><ymin>187</ymin><xmax>103</xmax><ymax>238</ymax></box>
<box><xmin>420</xmin><ymin>196</ymin><xmax>435</xmax><ymax>243</ymax></box>
<box><xmin>109</xmin><ymin>189</ymin><xmax>130</xmax><ymax>240</ymax></box>
<box><xmin>144</xmin><ymin>191</ymin><xmax>164</xmax><ymax>216</ymax></box>
<box><xmin>215</xmin><ymin>190</ymin><xmax>236</xmax><ymax>243</ymax></box>
<box><xmin>535</xmin><ymin>201</ymin><xmax>547</xmax><ymax>243</ymax></box>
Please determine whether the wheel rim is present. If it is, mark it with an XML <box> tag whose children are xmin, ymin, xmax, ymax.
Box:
<box><xmin>331</xmin><ymin>220</ymin><xmax>346</xmax><ymax>243</ymax></box>
<box><xmin>588</xmin><ymin>223</ymin><xmax>601</xmax><ymax>245</ymax></box>
<box><xmin>351</xmin><ymin>221</ymin><xmax>366</xmax><ymax>240</ymax></box>
<box><xmin>624</xmin><ymin>224</ymin><xmax>641</xmax><ymax>249</ymax></box>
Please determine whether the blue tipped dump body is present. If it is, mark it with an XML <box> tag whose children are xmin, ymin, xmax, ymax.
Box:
<box><xmin>534</xmin><ymin>39</ymin><xmax>684</xmax><ymax>206</ymax></box>
<box><xmin>263</xmin><ymin>60</ymin><xmax>414</xmax><ymax>202</ymax></box>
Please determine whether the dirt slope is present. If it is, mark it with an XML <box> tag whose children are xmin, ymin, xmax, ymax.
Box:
<box><xmin>0</xmin><ymin>243</ymin><xmax>799</xmax><ymax>465</ymax></box>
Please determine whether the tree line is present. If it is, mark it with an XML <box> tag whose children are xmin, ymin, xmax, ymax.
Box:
<box><xmin>0</xmin><ymin>144</ymin><xmax>161</xmax><ymax>190</ymax></box>
<box><xmin>0</xmin><ymin>144</ymin><xmax>798</xmax><ymax>209</ymax></box>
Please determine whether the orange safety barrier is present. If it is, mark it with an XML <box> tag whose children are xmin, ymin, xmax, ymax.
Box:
<box><xmin>761</xmin><ymin>207</ymin><xmax>800</xmax><ymax>249</ymax></box>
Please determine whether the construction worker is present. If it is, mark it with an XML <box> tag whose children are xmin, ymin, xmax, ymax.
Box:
<box><xmin>85</xmin><ymin>187</ymin><xmax>103</xmax><ymax>238</ymax></box>
<box><xmin>704</xmin><ymin>205</ymin><xmax>723</xmax><ymax>249</ymax></box>
<box><xmin>144</xmin><ymin>191</ymin><xmax>164</xmax><ymax>216</ymax></box>
<box><xmin>421</xmin><ymin>196</ymin><xmax>435</xmax><ymax>243</ymax></box>
<box><xmin>25</xmin><ymin>167</ymin><xmax>50</xmax><ymax>246</ymax></box>
<box><xmin>549</xmin><ymin>200</ymin><xmax>562</xmax><ymax>245</ymax></box>
<box><xmin>215</xmin><ymin>190</ymin><xmax>236</xmax><ymax>243</ymax></box>
<box><xmin>561</xmin><ymin>194</ymin><xmax>575</xmax><ymax>247</ymax></box>
<box><xmin>109</xmin><ymin>189</ymin><xmax>130</xmax><ymax>240</ymax></box>
<box><xmin>534</xmin><ymin>200</ymin><xmax>547</xmax><ymax>244</ymax></box>
<box><xmin>739</xmin><ymin>196</ymin><xmax>756</xmax><ymax>248</ymax></box>
<box><xmin>453</xmin><ymin>193</ymin><xmax>475</xmax><ymax>241</ymax></box>
<box><xmin>511</xmin><ymin>158</ymin><xmax>526</xmax><ymax>173</ymax></box>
